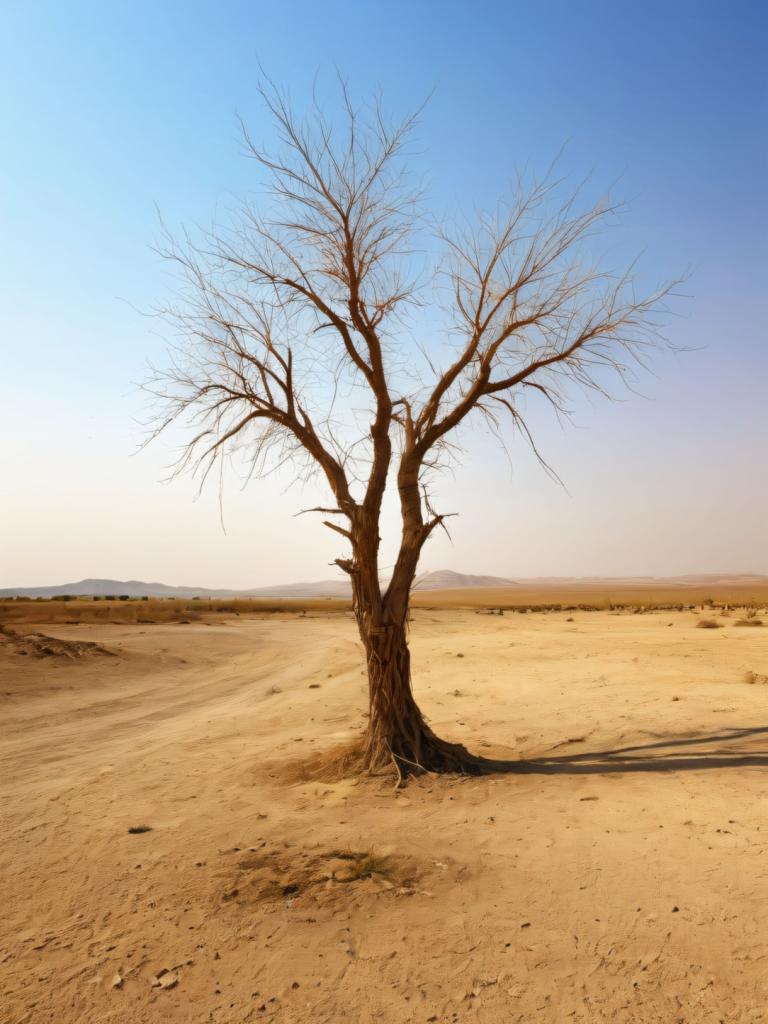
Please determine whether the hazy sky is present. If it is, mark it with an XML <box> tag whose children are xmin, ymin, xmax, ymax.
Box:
<box><xmin>2</xmin><ymin>0</ymin><xmax>766</xmax><ymax>588</ymax></box>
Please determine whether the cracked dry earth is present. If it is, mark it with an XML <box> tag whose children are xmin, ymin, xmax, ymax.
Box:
<box><xmin>1</xmin><ymin>608</ymin><xmax>768</xmax><ymax>1023</ymax></box>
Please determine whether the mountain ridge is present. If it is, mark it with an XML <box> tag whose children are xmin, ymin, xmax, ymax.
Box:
<box><xmin>2</xmin><ymin>570</ymin><xmax>767</xmax><ymax>600</ymax></box>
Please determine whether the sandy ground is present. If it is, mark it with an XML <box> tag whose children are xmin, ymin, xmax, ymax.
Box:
<box><xmin>2</xmin><ymin>608</ymin><xmax>768</xmax><ymax>1024</ymax></box>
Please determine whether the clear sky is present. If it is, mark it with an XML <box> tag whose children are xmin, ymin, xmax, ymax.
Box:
<box><xmin>1</xmin><ymin>0</ymin><xmax>766</xmax><ymax>588</ymax></box>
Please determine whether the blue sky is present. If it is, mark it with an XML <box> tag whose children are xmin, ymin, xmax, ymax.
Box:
<box><xmin>1</xmin><ymin>1</ymin><xmax>766</xmax><ymax>586</ymax></box>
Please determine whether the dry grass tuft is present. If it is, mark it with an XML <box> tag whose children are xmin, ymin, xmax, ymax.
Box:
<box><xmin>735</xmin><ymin>619</ymin><xmax>763</xmax><ymax>627</ymax></box>
<box><xmin>696</xmin><ymin>619</ymin><xmax>721</xmax><ymax>629</ymax></box>
<box><xmin>268</xmin><ymin>737</ymin><xmax>368</xmax><ymax>785</ymax></box>
<box><xmin>339</xmin><ymin>849</ymin><xmax>390</xmax><ymax>881</ymax></box>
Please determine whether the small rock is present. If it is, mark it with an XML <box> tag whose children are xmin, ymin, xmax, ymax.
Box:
<box><xmin>111</xmin><ymin>972</ymin><xmax>123</xmax><ymax>989</ymax></box>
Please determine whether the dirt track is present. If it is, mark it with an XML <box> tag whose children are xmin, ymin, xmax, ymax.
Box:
<box><xmin>2</xmin><ymin>609</ymin><xmax>768</xmax><ymax>1023</ymax></box>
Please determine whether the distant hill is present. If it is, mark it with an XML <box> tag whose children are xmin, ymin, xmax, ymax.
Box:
<box><xmin>413</xmin><ymin>570</ymin><xmax>517</xmax><ymax>590</ymax></box>
<box><xmin>1</xmin><ymin>570</ymin><xmax>514</xmax><ymax>599</ymax></box>
<box><xmin>1</xmin><ymin>570</ymin><xmax>766</xmax><ymax>600</ymax></box>
<box><xmin>0</xmin><ymin>577</ymin><xmax>352</xmax><ymax>600</ymax></box>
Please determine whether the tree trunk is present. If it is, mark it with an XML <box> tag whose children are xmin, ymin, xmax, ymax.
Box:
<box><xmin>355</xmin><ymin>598</ymin><xmax>483</xmax><ymax>780</ymax></box>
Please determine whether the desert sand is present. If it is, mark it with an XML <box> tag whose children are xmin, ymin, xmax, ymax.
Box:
<box><xmin>2</xmin><ymin>607</ymin><xmax>768</xmax><ymax>1023</ymax></box>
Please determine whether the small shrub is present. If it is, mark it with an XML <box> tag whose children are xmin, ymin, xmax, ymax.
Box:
<box><xmin>735</xmin><ymin>618</ymin><xmax>763</xmax><ymax>627</ymax></box>
<box><xmin>347</xmin><ymin>850</ymin><xmax>389</xmax><ymax>880</ymax></box>
<box><xmin>696</xmin><ymin>619</ymin><xmax>721</xmax><ymax>629</ymax></box>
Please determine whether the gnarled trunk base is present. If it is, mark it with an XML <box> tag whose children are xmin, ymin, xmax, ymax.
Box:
<box><xmin>357</xmin><ymin>609</ymin><xmax>493</xmax><ymax>783</ymax></box>
<box><xmin>363</xmin><ymin>721</ymin><xmax>491</xmax><ymax>783</ymax></box>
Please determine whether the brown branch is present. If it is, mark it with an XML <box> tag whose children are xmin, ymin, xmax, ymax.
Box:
<box><xmin>147</xmin><ymin>80</ymin><xmax>679</xmax><ymax>623</ymax></box>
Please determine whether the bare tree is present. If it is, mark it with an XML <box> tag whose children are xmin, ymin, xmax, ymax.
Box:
<box><xmin>147</xmin><ymin>82</ymin><xmax>675</xmax><ymax>781</ymax></box>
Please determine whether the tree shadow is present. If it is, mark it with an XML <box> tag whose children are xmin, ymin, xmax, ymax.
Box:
<box><xmin>474</xmin><ymin>725</ymin><xmax>768</xmax><ymax>775</ymax></box>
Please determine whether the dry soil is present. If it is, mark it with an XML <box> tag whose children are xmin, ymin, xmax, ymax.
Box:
<box><xmin>2</xmin><ymin>609</ymin><xmax>768</xmax><ymax>1023</ymax></box>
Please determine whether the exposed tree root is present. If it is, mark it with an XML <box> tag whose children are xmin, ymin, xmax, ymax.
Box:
<box><xmin>370</xmin><ymin>730</ymin><xmax>518</xmax><ymax>787</ymax></box>
<box><xmin>268</xmin><ymin>730</ymin><xmax>520</xmax><ymax>789</ymax></box>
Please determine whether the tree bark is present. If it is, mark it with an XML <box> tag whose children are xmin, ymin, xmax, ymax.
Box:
<box><xmin>352</xmin><ymin>580</ymin><xmax>483</xmax><ymax>780</ymax></box>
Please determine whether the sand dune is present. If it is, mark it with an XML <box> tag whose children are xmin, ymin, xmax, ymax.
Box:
<box><xmin>2</xmin><ymin>608</ymin><xmax>768</xmax><ymax>1022</ymax></box>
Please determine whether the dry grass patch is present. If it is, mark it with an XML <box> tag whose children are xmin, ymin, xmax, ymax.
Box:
<box><xmin>266</xmin><ymin>737</ymin><xmax>369</xmax><ymax>785</ymax></box>
<box><xmin>696</xmin><ymin>619</ymin><xmax>722</xmax><ymax>629</ymax></box>
<box><xmin>221</xmin><ymin>844</ymin><xmax>414</xmax><ymax>909</ymax></box>
<box><xmin>0</xmin><ymin>596</ymin><xmax>350</xmax><ymax>626</ymax></box>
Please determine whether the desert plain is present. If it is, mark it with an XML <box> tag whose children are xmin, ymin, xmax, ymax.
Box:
<box><xmin>2</xmin><ymin>594</ymin><xmax>768</xmax><ymax>1024</ymax></box>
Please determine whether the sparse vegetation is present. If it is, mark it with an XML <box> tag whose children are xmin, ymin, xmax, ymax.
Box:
<box><xmin>696</xmin><ymin>619</ymin><xmax>721</xmax><ymax>629</ymax></box>
<box><xmin>2</xmin><ymin>588</ymin><xmax>768</xmax><ymax>627</ymax></box>
<box><xmin>342</xmin><ymin>849</ymin><xmax>390</xmax><ymax>881</ymax></box>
